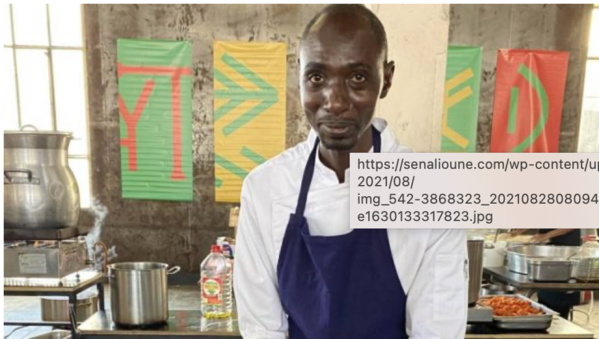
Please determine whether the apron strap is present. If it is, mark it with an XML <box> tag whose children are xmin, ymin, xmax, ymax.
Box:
<box><xmin>294</xmin><ymin>125</ymin><xmax>381</xmax><ymax>217</ymax></box>
<box><xmin>372</xmin><ymin>124</ymin><xmax>381</xmax><ymax>153</ymax></box>
<box><xmin>295</xmin><ymin>138</ymin><xmax>319</xmax><ymax>217</ymax></box>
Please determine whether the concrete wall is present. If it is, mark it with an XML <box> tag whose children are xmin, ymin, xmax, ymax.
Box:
<box><xmin>448</xmin><ymin>4</ymin><xmax>593</xmax><ymax>152</ymax></box>
<box><xmin>369</xmin><ymin>4</ymin><xmax>450</xmax><ymax>152</ymax></box>
<box><xmin>83</xmin><ymin>4</ymin><xmax>325</xmax><ymax>274</ymax></box>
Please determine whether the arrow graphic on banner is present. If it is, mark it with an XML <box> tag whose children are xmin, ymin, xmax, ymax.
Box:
<box><xmin>442</xmin><ymin>68</ymin><xmax>474</xmax><ymax>149</ymax></box>
<box><xmin>214</xmin><ymin>53</ymin><xmax>279</xmax><ymax>136</ymax></box>
<box><xmin>214</xmin><ymin>52</ymin><xmax>276</xmax><ymax>189</ymax></box>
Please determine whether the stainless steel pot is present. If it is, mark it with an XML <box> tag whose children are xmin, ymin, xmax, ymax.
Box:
<box><xmin>41</xmin><ymin>291</ymin><xmax>98</xmax><ymax>323</ymax></box>
<box><xmin>467</xmin><ymin>236</ymin><xmax>484</xmax><ymax>305</ymax></box>
<box><xmin>108</xmin><ymin>262</ymin><xmax>180</xmax><ymax>326</ymax></box>
<box><xmin>506</xmin><ymin>245</ymin><xmax>580</xmax><ymax>275</ymax></box>
<box><xmin>527</xmin><ymin>258</ymin><xmax>573</xmax><ymax>282</ymax></box>
<box><xmin>4</xmin><ymin>126</ymin><xmax>80</xmax><ymax>228</ymax></box>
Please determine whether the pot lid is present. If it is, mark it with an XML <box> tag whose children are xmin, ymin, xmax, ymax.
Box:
<box><xmin>4</xmin><ymin>125</ymin><xmax>72</xmax><ymax>138</ymax></box>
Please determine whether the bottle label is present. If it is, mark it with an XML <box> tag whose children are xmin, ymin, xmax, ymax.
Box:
<box><xmin>202</xmin><ymin>277</ymin><xmax>223</xmax><ymax>305</ymax></box>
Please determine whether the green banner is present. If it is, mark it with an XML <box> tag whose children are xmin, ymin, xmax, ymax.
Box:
<box><xmin>441</xmin><ymin>46</ymin><xmax>482</xmax><ymax>152</ymax></box>
<box><xmin>117</xmin><ymin>39</ymin><xmax>193</xmax><ymax>201</ymax></box>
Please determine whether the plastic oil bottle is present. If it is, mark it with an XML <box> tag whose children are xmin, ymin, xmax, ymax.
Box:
<box><xmin>200</xmin><ymin>245</ymin><xmax>232</xmax><ymax>319</ymax></box>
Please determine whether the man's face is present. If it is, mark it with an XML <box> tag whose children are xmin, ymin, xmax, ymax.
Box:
<box><xmin>299</xmin><ymin>13</ymin><xmax>393</xmax><ymax>151</ymax></box>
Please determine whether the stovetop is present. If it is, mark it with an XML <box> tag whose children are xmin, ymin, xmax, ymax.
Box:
<box><xmin>4</xmin><ymin>226</ymin><xmax>86</xmax><ymax>241</ymax></box>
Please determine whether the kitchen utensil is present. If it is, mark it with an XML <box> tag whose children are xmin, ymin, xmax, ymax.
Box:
<box><xmin>480</xmin><ymin>283</ymin><xmax>517</xmax><ymax>296</ymax></box>
<box><xmin>4</xmin><ymin>125</ymin><xmax>80</xmax><ymax>228</ymax></box>
<box><xmin>467</xmin><ymin>236</ymin><xmax>484</xmax><ymax>305</ymax></box>
<box><xmin>506</xmin><ymin>245</ymin><xmax>580</xmax><ymax>275</ymax></box>
<box><xmin>526</xmin><ymin>258</ymin><xmax>573</xmax><ymax>282</ymax></box>
<box><xmin>108</xmin><ymin>262</ymin><xmax>180</xmax><ymax>326</ymax></box>
<box><xmin>41</xmin><ymin>291</ymin><xmax>98</xmax><ymax>323</ymax></box>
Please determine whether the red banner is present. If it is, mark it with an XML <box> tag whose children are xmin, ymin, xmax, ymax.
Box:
<box><xmin>490</xmin><ymin>49</ymin><xmax>569</xmax><ymax>152</ymax></box>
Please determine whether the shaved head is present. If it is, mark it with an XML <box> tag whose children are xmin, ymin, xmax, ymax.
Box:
<box><xmin>301</xmin><ymin>4</ymin><xmax>388</xmax><ymax>63</ymax></box>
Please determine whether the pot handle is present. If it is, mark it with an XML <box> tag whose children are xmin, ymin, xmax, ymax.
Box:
<box><xmin>20</xmin><ymin>124</ymin><xmax>38</xmax><ymax>131</ymax></box>
<box><xmin>167</xmin><ymin>266</ymin><xmax>181</xmax><ymax>275</ymax></box>
<box><xmin>4</xmin><ymin>169</ymin><xmax>38</xmax><ymax>184</ymax></box>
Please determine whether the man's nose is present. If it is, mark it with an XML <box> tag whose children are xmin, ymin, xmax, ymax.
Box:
<box><xmin>323</xmin><ymin>81</ymin><xmax>350</xmax><ymax>115</ymax></box>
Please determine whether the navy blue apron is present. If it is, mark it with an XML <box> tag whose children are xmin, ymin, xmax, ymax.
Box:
<box><xmin>277</xmin><ymin>126</ymin><xmax>408</xmax><ymax>339</ymax></box>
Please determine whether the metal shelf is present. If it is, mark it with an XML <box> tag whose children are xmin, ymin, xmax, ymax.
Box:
<box><xmin>4</xmin><ymin>271</ymin><xmax>106</xmax><ymax>338</ymax></box>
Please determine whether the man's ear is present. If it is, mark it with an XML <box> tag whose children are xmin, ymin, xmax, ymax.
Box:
<box><xmin>380</xmin><ymin>60</ymin><xmax>395</xmax><ymax>99</ymax></box>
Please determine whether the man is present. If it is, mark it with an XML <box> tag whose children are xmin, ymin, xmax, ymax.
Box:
<box><xmin>234</xmin><ymin>5</ymin><xmax>468</xmax><ymax>339</ymax></box>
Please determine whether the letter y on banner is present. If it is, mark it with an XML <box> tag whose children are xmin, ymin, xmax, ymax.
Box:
<box><xmin>117</xmin><ymin>39</ymin><xmax>193</xmax><ymax>201</ymax></box>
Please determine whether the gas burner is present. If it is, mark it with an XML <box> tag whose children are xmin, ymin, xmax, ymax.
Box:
<box><xmin>4</xmin><ymin>226</ymin><xmax>86</xmax><ymax>241</ymax></box>
<box><xmin>4</xmin><ymin>237</ymin><xmax>90</xmax><ymax>281</ymax></box>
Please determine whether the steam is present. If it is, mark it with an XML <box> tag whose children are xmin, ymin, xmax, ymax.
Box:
<box><xmin>86</xmin><ymin>198</ymin><xmax>117</xmax><ymax>270</ymax></box>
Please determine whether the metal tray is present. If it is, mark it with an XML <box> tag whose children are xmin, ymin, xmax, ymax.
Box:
<box><xmin>479</xmin><ymin>294</ymin><xmax>557</xmax><ymax>331</ymax></box>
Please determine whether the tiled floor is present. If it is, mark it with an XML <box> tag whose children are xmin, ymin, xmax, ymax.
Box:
<box><xmin>3</xmin><ymin>286</ymin><xmax>599</xmax><ymax>338</ymax></box>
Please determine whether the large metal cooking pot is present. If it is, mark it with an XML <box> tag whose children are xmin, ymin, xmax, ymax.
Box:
<box><xmin>108</xmin><ymin>262</ymin><xmax>180</xmax><ymax>326</ymax></box>
<box><xmin>41</xmin><ymin>291</ymin><xmax>98</xmax><ymax>323</ymax></box>
<box><xmin>506</xmin><ymin>245</ymin><xmax>580</xmax><ymax>275</ymax></box>
<box><xmin>467</xmin><ymin>236</ymin><xmax>484</xmax><ymax>305</ymax></box>
<box><xmin>4</xmin><ymin>126</ymin><xmax>80</xmax><ymax>228</ymax></box>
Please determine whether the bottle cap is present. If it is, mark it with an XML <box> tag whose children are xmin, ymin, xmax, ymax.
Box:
<box><xmin>211</xmin><ymin>244</ymin><xmax>222</xmax><ymax>253</ymax></box>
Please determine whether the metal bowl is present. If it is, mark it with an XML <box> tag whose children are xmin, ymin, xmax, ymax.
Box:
<box><xmin>481</xmin><ymin>283</ymin><xmax>517</xmax><ymax>296</ymax></box>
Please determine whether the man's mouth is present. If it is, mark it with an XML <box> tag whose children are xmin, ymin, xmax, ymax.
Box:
<box><xmin>321</xmin><ymin>123</ymin><xmax>352</xmax><ymax>135</ymax></box>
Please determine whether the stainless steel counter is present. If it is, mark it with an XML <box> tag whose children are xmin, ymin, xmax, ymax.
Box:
<box><xmin>78</xmin><ymin>309</ymin><xmax>596</xmax><ymax>339</ymax></box>
<box><xmin>466</xmin><ymin>315</ymin><xmax>595</xmax><ymax>338</ymax></box>
<box><xmin>484</xmin><ymin>266</ymin><xmax>599</xmax><ymax>296</ymax></box>
<box><xmin>78</xmin><ymin>310</ymin><xmax>241</xmax><ymax>338</ymax></box>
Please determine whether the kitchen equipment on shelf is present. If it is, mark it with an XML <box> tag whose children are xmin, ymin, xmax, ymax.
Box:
<box><xmin>41</xmin><ymin>290</ymin><xmax>98</xmax><ymax>323</ymax></box>
<box><xmin>572</xmin><ymin>242</ymin><xmax>599</xmax><ymax>282</ymax></box>
<box><xmin>526</xmin><ymin>258</ymin><xmax>573</xmax><ymax>282</ymax></box>
<box><xmin>480</xmin><ymin>283</ymin><xmax>517</xmax><ymax>296</ymax></box>
<box><xmin>478</xmin><ymin>229</ymin><xmax>537</xmax><ymax>268</ymax></box>
<box><xmin>506</xmin><ymin>245</ymin><xmax>580</xmax><ymax>275</ymax></box>
<box><xmin>108</xmin><ymin>262</ymin><xmax>180</xmax><ymax>326</ymax></box>
<box><xmin>4</xmin><ymin>239</ymin><xmax>87</xmax><ymax>279</ymax></box>
<box><xmin>4</xmin><ymin>125</ymin><xmax>80</xmax><ymax>228</ymax></box>
<box><xmin>467</xmin><ymin>236</ymin><xmax>484</xmax><ymax>305</ymax></box>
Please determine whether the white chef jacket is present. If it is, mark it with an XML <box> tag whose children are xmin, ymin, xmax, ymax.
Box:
<box><xmin>234</xmin><ymin>118</ymin><xmax>468</xmax><ymax>339</ymax></box>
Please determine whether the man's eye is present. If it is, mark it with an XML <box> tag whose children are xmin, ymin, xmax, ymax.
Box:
<box><xmin>308</xmin><ymin>74</ymin><xmax>325</xmax><ymax>84</ymax></box>
<box><xmin>351</xmin><ymin>74</ymin><xmax>366</xmax><ymax>83</ymax></box>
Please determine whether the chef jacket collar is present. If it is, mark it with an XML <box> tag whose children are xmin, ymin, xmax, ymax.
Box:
<box><xmin>307</xmin><ymin>118</ymin><xmax>389</xmax><ymax>185</ymax></box>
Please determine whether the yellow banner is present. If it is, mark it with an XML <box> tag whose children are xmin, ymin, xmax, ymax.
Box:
<box><xmin>214</xmin><ymin>42</ymin><xmax>286</xmax><ymax>202</ymax></box>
